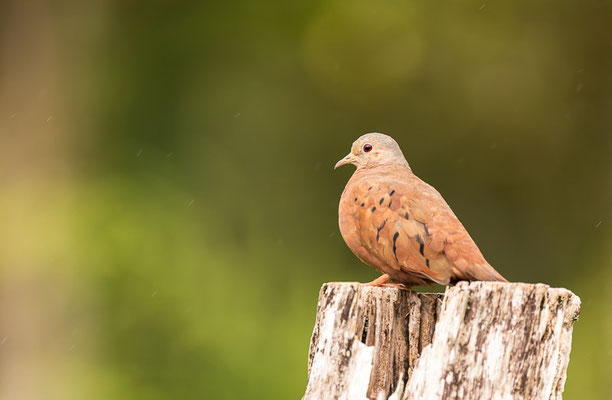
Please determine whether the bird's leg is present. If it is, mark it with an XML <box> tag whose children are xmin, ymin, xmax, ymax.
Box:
<box><xmin>363</xmin><ymin>274</ymin><xmax>391</xmax><ymax>286</ymax></box>
<box><xmin>362</xmin><ymin>274</ymin><xmax>411</xmax><ymax>290</ymax></box>
<box><xmin>379</xmin><ymin>283</ymin><xmax>411</xmax><ymax>291</ymax></box>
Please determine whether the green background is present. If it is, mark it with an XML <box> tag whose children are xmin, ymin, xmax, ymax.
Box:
<box><xmin>0</xmin><ymin>1</ymin><xmax>610</xmax><ymax>399</ymax></box>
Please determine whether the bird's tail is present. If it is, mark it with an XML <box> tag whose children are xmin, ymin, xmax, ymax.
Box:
<box><xmin>467</xmin><ymin>263</ymin><xmax>508</xmax><ymax>282</ymax></box>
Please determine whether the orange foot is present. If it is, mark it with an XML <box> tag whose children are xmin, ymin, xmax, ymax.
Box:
<box><xmin>362</xmin><ymin>274</ymin><xmax>411</xmax><ymax>290</ymax></box>
<box><xmin>362</xmin><ymin>274</ymin><xmax>391</xmax><ymax>286</ymax></box>
<box><xmin>379</xmin><ymin>283</ymin><xmax>411</xmax><ymax>291</ymax></box>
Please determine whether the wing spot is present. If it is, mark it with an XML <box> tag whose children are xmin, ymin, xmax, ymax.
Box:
<box><xmin>360</xmin><ymin>203</ymin><xmax>365</xmax><ymax>207</ymax></box>
<box><xmin>389</xmin><ymin>190</ymin><xmax>395</xmax><ymax>196</ymax></box>
<box><xmin>416</xmin><ymin>220</ymin><xmax>430</xmax><ymax>235</ymax></box>
<box><xmin>426</xmin><ymin>258</ymin><xmax>430</xmax><ymax>268</ymax></box>
<box><xmin>376</xmin><ymin>219</ymin><xmax>388</xmax><ymax>242</ymax></box>
<box><xmin>392</xmin><ymin>232</ymin><xmax>400</xmax><ymax>263</ymax></box>
<box><xmin>368</xmin><ymin>186</ymin><xmax>373</xmax><ymax>191</ymax></box>
<box><xmin>415</xmin><ymin>234</ymin><xmax>425</xmax><ymax>256</ymax></box>
<box><xmin>404</xmin><ymin>212</ymin><xmax>410</xmax><ymax>220</ymax></box>
<box><xmin>388</xmin><ymin>199</ymin><xmax>393</xmax><ymax>208</ymax></box>
<box><xmin>379</xmin><ymin>197</ymin><xmax>384</xmax><ymax>205</ymax></box>
<box><xmin>354</xmin><ymin>197</ymin><xmax>358</xmax><ymax>202</ymax></box>
<box><xmin>371</xmin><ymin>207</ymin><xmax>376</xmax><ymax>212</ymax></box>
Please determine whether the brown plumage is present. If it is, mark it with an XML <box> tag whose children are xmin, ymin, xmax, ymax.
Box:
<box><xmin>335</xmin><ymin>133</ymin><xmax>507</xmax><ymax>287</ymax></box>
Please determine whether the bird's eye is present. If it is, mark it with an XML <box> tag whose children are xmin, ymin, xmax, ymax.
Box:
<box><xmin>363</xmin><ymin>144</ymin><xmax>373</xmax><ymax>152</ymax></box>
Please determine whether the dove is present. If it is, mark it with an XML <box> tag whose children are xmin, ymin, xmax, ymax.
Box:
<box><xmin>334</xmin><ymin>133</ymin><xmax>507</xmax><ymax>287</ymax></box>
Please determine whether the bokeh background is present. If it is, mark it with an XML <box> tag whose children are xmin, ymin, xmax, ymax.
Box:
<box><xmin>1</xmin><ymin>0</ymin><xmax>611</xmax><ymax>399</ymax></box>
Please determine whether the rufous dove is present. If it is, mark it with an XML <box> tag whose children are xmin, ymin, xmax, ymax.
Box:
<box><xmin>335</xmin><ymin>133</ymin><xmax>507</xmax><ymax>287</ymax></box>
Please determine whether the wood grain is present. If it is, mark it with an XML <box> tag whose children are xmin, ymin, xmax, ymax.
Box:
<box><xmin>303</xmin><ymin>282</ymin><xmax>580</xmax><ymax>400</ymax></box>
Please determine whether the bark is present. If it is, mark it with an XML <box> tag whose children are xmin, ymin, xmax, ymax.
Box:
<box><xmin>303</xmin><ymin>281</ymin><xmax>580</xmax><ymax>400</ymax></box>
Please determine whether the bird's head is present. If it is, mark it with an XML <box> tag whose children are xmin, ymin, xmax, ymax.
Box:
<box><xmin>334</xmin><ymin>133</ymin><xmax>409</xmax><ymax>170</ymax></box>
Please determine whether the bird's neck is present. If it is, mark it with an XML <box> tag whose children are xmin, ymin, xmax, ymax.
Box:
<box><xmin>357</xmin><ymin>162</ymin><xmax>412</xmax><ymax>174</ymax></box>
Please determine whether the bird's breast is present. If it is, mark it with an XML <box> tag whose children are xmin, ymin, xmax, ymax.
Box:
<box><xmin>338</xmin><ymin>171</ymin><xmax>378</xmax><ymax>250</ymax></box>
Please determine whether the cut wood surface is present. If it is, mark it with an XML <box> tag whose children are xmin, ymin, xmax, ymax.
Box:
<box><xmin>303</xmin><ymin>282</ymin><xmax>580</xmax><ymax>400</ymax></box>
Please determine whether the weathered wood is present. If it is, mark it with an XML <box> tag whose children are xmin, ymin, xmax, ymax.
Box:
<box><xmin>406</xmin><ymin>282</ymin><xmax>580</xmax><ymax>400</ymax></box>
<box><xmin>303</xmin><ymin>281</ymin><xmax>580</xmax><ymax>400</ymax></box>
<box><xmin>304</xmin><ymin>283</ymin><xmax>443</xmax><ymax>400</ymax></box>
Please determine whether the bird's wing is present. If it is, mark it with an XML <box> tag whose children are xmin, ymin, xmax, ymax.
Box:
<box><xmin>353</xmin><ymin>176</ymin><xmax>506</xmax><ymax>284</ymax></box>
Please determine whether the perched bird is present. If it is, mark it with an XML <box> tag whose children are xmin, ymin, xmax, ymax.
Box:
<box><xmin>335</xmin><ymin>133</ymin><xmax>507</xmax><ymax>287</ymax></box>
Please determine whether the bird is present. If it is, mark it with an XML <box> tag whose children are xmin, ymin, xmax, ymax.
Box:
<box><xmin>334</xmin><ymin>133</ymin><xmax>507</xmax><ymax>288</ymax></box>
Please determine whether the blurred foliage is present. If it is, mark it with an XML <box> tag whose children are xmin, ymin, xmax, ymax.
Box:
<box><xmin>0</xmin><ymin>0</ymin><xmax>611</xmax><ymax>399</ymax></box>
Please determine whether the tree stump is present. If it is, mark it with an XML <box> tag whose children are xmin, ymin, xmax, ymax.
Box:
<box><xmin>303</xmin><ymin>281</ymin><xmax>580</xmax><ymax>400</ymax></box>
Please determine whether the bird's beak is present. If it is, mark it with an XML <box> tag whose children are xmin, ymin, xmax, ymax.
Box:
<box><xmin>334</xmin><ymin>153</ymin><xmax>355</xmax><ymax>169</ymax></box>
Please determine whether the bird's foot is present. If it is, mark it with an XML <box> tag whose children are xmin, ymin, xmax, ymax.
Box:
<box><xmin>361</xmin><ymin>275</ymin><xmax>411</xmax><ymax>290</ymax></box>
<box><xmin>362</xmin><ymin>274</ymin><xmax>391</xmax><ymax>286</ymax></box>
<box><xmin>379</xmin><ymin>283</ymin><xmax>411</xmax><ymax>291</ymax></box>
